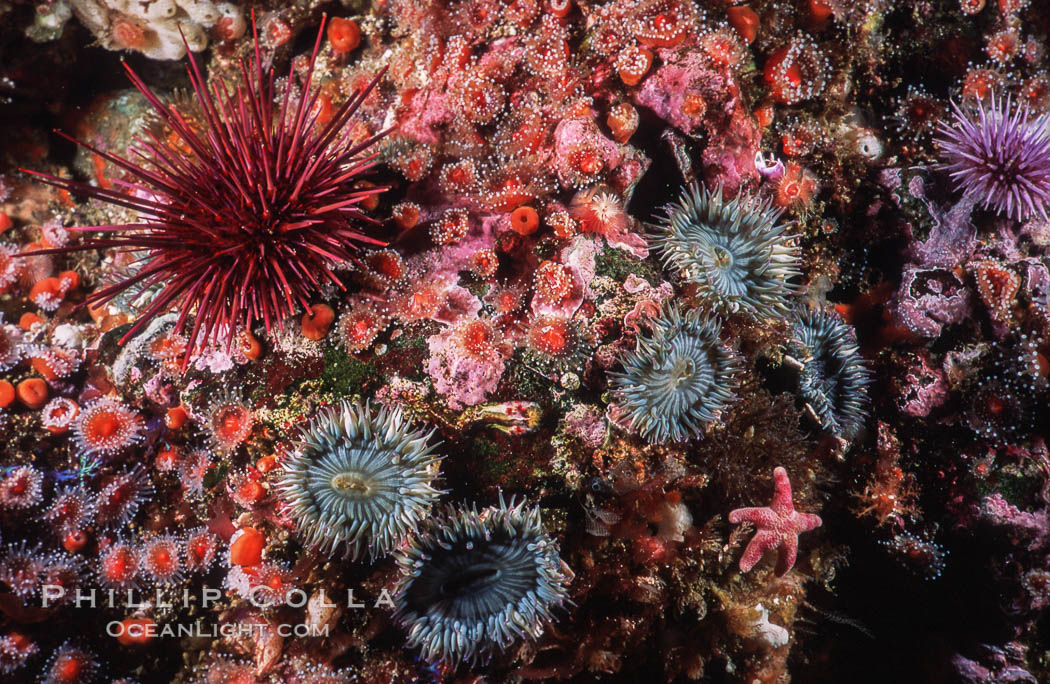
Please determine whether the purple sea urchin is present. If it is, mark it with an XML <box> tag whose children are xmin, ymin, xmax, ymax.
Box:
<box><xmin>22</xmin><ymin>18</ymin><xmax>389</xmax><ymax>356</ymax></box>
<box><xmin>392</xmin><ymin>495</ymin><xmax>573</xmax><ymax>666</ymax></box>
<box><xmin>609</xmin><ymin>305</ymin><xmax>742</xmax><ymax>444</ymax></box>
<box><xmin>651</xmin><ymin>183</ymin><xmax>801</xmax><ymax>318</ymax></box>
<box><xmin>935</xmin><ymin>95</ymin><xmax>1050</xmax><ymax>221</ymax></box>
<box><xmin>789</xmin><ymin>307</ymin><xmax>872</xmax><ymax>441</ymax></box>
<box><xmin>276</xmin><ymin>400</ymin><xmax>443</xmax><ymax>560</ymax></box>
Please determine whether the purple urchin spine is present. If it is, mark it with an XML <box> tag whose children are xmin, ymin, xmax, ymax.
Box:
<box><xmin>935</xmin><ymin>94</ymin><xmax>1050</xmax><ymax>221</ymax></box>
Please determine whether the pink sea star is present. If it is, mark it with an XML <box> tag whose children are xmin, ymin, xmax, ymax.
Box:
<box><xmin>728</xmin><ymin>467</ymin><xmax>823</xmax><ymax>576</ymax></box>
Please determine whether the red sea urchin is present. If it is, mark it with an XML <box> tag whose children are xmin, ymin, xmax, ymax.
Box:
<box><xmin>935</xmin><ymin>94</ymin><xmax>1050</xmax><ymax>221</ymax></box>
<box><xmin>21</xmin><ymin>16</ymin><xmax>389</xmax><ymax>356</ymax></box>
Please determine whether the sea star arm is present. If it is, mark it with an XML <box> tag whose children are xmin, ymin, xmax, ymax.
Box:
<box><xmin>771</xmin><ymin>466</ymin><xmax>796</xmax><ymax>515</ymax></box>
<box><xmin>739</xmin><ymin>529</ymin><xmax>780</xmax><ymax>573</ymax></box>
<box><xmin>727</xmin><ymin>506</ymin><xmax>772</xmax><ymax>526</ymax></box>
<box><xmin>797</xmin><ymin>512</ymin><xmax>823</xmax><ymax>533</ymax></box>
<box><xmin>775</xmin><ymin>533</ymin><xmax>798</xmax><ymax>576</ymax></box>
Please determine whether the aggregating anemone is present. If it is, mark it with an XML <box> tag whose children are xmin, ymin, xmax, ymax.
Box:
<box><xmin>609</xmin><ymin>304</ymin><xmax>742</xmax><ymax>444</ymax></box>
<box><xmin>276</xmin><ymin>400</ymin><xmax>444</xmax><ymax>559</ymax></box>
<box><xmin>651</xmin><ymin>183</ymin><xmax>801</xmax><ymax>318</ymax></box>
<box><xmin>391</xmin><ymin>495</ymin><xmax>573</xmax><ymax>666</ymax></box>
<box><xmin>788</xmin><ymin>307</ymin><xmax>872</xmax><ymax>441</ymax></box>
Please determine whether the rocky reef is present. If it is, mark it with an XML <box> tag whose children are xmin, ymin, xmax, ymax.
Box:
<box><xmin>1</xmin><ymin>0</ymin><xmax>1050</xmax><ymax>682</ymax></box>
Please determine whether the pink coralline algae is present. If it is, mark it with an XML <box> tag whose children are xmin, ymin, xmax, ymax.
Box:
<box><xmin>729</xmin><ymin>467</ymin><xmax>823</xmax><ymax>576</ymax></box>
<box><xmin>562</xmin><ymin>404</ymin><xmax>607</xmax><ymax>448</ymax></box>
<box><xmin>427</xmin><ymin>318</ymin><xmax>510</xmax><ymax>409</ymax></box>
<box><xmin>634</xmin><ymin>50</ymin><xmax>759</xmax><ymax>192</ymax></box>
<box><xmin>951</xmin><ymin>645</ymin><xmax>1038</xmax><ymax>684</ymax></box>
<box><xmin>619</xmin><ymin>275</ymin><xmax>674</xmax><ymax>333</ymax></box>
<box><xmin>552</xmin><ymin>118</ymin><xmax>626</xmax><ymax>189</ymax></box>
<box><xmin>893</xmin><ymin>352</ymin><xmax>949</xmax><ymax>418</ymax></box>
<box><xmin>700</xmin><ymin>106</ymin><xmax>763</xmax><ymax>192</ymax></box>
<box><xmin>980</xmin><ymin>494</ymin><xmax>1050</xmax><ymax>552</ymax></box>
<box><xmin>396</xmin><ymin>273</ymin><xmax>482</xmax><ymax>327</ymax></box>
<box><xmin>892</xmin><ymin>266</ymin><xmax>972</xmax><ymax>338</ymax></box>
<box><xmin>530</xmin><ymin>239</ymin><xmax>596</xmax><ymax>319</ymax></box>
<box><xmin>635</xmin><ymin>52</ymin><xmax>730</xmax><ymax>136</ymax></box>
<box><xmin>908</xmin><ymin>191</ymin><xmax>979</xmax><ymax>269</ymax></box>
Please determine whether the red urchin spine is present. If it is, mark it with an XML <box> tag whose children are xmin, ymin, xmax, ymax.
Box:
<box><xmin>19</xmin><ymin>15</ymin><xmax>391</xmax><ymax>360</ymax></box>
